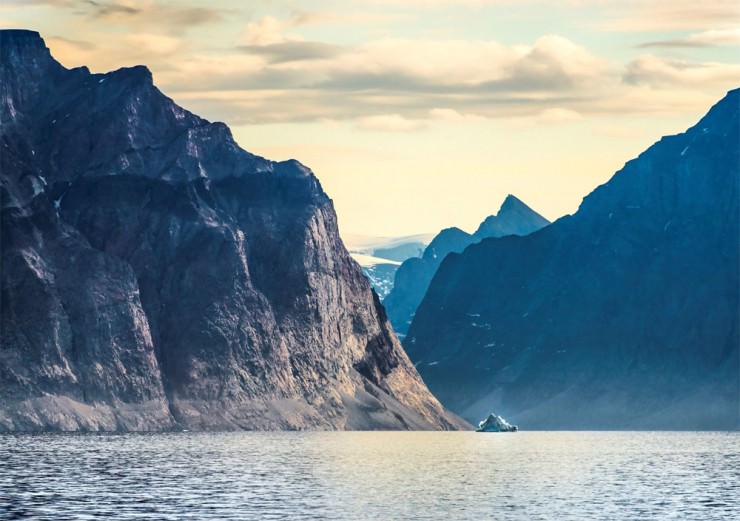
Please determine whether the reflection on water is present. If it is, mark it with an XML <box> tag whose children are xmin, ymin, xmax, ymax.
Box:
<box><xmin>1</xmin><ymin>432</ymin><xmax>738</xmax><ymax>520</ymax></box>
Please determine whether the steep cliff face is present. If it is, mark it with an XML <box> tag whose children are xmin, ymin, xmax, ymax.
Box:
<box><xmin>406</xmin><ymin>90</ymin><xmax>740</xmax><ymax>429</ymax></box>
<box><xmin>0</xmin><ymin>30</ymin><xmax>466</xmax><ymax>431</ymax></box>
<box><xmin>384</xmin><ymin>195</ymin><xmax>549</xmax><ymax>336</ymax></box>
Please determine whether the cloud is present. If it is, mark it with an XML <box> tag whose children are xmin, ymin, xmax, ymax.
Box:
<box><xmin>638</xmin><ymin>28</ymin><xmax>740</xmax><ymax>48</ymax></box>
<box><xmin>124</xmin><ymin>33</ymin><xmax>182</xmax><ymax>56</ymax></box>
<box><xmin>239</xmin><ymin>41</ymin><xmax>344</xmax><ymax>64</ymax></box>
<box><xmin>428</xmin><ymin>108</ymin><xmax>485</xmax><ymax>122</ymax></box>
<box><xmin>46</xmin><ymin>35</ymin><xmax>96</xmax><ymax>51</ymax></box>
<box><xmin>237</xmin><ymin>12</ymin><xmax>383</xmax><ymax>47</ymax></box>
<box><xmin>534</xmin><ymin>107</ymin><xmax>583</xmax><ymax>124</ymax></box>
<box><xmin>228</xmin><ymin>35</ymin><xmax>610</xmax><ymax>93</ymax></box>
<box><xmin>34</xmin><ymin>6</ymin><xmax>739</xmax><ymax>128</ymax></box>
<box><xmin>597</xmin><ymin>0</ymin><xmax>739</xmax><ymax>32</ymax></box>
<box><xmin>356</xmin><ymin>113</ymin><xmax>427</xmax><ymax>131</ymax></box>
<box><xmin>84</xmin><ymin>1</ymin><xmax>140</xmax><ymax>17</ymax></box>
<box><xmin>149</xmin><ymin>32</ymin><xmax>617</xmax><ymax>125</ymax></box>
<box><xmin>241</xmin><ymin>15</ymin><xmax>296</xmax><ymax>46</ymax></box>
<box><xmin>0</xmin><ymin>0</ymin><xmax>75</xmax><ymax>6</ymax></box>
<box><xmin>624</xmin><ymin>54</ymin><xmax>740</xmax><ymax>87</ymax></box>
<box><xmin>72</xmin><ymin>1</ymin><xmax>223</xmax><ymax>29</ymax></box>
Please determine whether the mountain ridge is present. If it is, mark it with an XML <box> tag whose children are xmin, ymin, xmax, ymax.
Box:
<box><xmin>0</xmin><ymin>29</ymin><xmax>467</xmax><ymax>432</ymax></box>
<box><xmin>405</xmin><ymin>88</ymin><xmax>740</xmax><ymax>429</ymax></box>
<box><xmin>384</xmin><ymin>195</ymin><xmax>550</xmax><ymax>336</ymax></box>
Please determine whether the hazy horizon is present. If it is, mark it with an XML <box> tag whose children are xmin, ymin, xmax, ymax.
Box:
<box><xmin>2</xmin><ymin>0</ymin><xmax>738</xmax><ymax>235</ymax></box>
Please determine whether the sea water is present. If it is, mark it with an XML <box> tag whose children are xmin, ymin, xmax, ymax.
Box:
<box><xmin>1</xmin><ymin>431</ymin><xmax>738</xmax><ymax>520</ymax></box>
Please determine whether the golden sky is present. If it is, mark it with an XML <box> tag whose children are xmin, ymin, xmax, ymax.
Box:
<box><xmin>2</xmin><ymin>0</ymin><xmax>739</xmax><ymax>235</ymax></box>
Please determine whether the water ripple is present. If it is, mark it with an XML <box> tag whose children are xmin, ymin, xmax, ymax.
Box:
<box><xmin>1</xmin><ymin>432</ymin><xmax>738</xmax><ymax>520</ymax></box>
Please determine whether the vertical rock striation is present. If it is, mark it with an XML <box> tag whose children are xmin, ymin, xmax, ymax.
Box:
<box><xmin>0</xmin><ymin>30</ymin><xmax>467</xmax><ymax>431</ymax></box>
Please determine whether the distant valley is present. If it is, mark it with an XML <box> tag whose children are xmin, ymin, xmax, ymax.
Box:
<box><xmin>344</xmin><ymin>233</ymin><xmax>433</xmax><ymax>299</ymax></box>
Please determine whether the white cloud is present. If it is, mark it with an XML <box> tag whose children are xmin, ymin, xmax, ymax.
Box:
<box><xmin>241</xmin><ymin>15</ymin><xmax>301</xmax><ymax>46</ymax></box>
<box><xmin>639</xmin><ymin>28</ymin><xmax>740</xmax><ymax>48</ymax></box>
<box><xmin>597</xmin><ymin>0</ymin><xmax>739</xmax><ymax>31</ymax></box>
<box><xmin>625</xmin><ymin>54</ymin><xmax>740</xmax><ymax>87</ymax></box>
<box><xmin>428</xmin><ymin>108</ymin><xmax>485</xmax><ymax>121</ymax></box>
<box><xmin>31</xmin><ymin>5</ymin><xmax>739</xmax><ymax>128</ymax></box>
<box><xmin>124</xmin><ymin>33</ymin><xmax>182</xmax><ymax>55</ymax></box>
<box><xmin>356</xmin><ymin>113</ymin><xmax>427</xmax><ymax>131</ymax></box>
<box><xmin>536</xmin><ymin>107</ymin><xmax>583</xmax><ymax>124</ymax></box>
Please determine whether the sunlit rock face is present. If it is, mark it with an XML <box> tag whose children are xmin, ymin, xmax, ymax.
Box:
<box><xmin>384</xmin><ymin>195</ymin><xmax>549</xmax><ymax>336</ymax></box>
<box><xmin>0</xmin><ymin>30</ymin><xmax>467</xmax><ymax>432</ymax></box>
<box><xmin>406</xmin><ymin>89</ymin><xmax>740</xmax><ymax>430</ymax></box>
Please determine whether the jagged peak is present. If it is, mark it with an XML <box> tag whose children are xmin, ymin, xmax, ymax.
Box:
<box><xmin>499</xmin><ymin>194</ymin><xmax>527</xmax><ymax>212</ymax></box>
<box><xmin>0</xmin><ymin>29</ymin><xmax>43</xmax><ymax>44</ymax></box>
<box><xmin>1</xmin><ymin>29</ymin><xmax>56</xmax><ymax>65</ymax></box>
<box><xmin>480</xmin><ymin>194</ymin><xmax>543</xmax><ymax>222</ymax></box>
<box><xmin>104</xmin><ymin>64</ymin><xmax>154</xmax><ymax>85</ymax></box>
<box><xmin>474</xmin><ymin>194</ymin><xmax>550</xmax><ymax>238</ymax></box>
<box><xmin>435</xmin><ymin>226</ymin><xmax>472</xmax><ymax>240</ymax></box>
<box><xmin>686</xmin><ymin>86</ymin><xmax>739</xmax><ymax>135</ymax></box>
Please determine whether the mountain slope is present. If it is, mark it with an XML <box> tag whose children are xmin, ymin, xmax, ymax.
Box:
<box><xmin>384</xmin><ymin>195</ymin><xmax>550</xmax><ymax>335</ymax></box>
<box><xmin>0</xmin><ymin>30</ymin><xmax>466</xmax><ymax>432</ymax></box>
<box><xmin>405</xmin><ymin>89</ymin><xmax>740</xmax><ymax>429</ymax></box>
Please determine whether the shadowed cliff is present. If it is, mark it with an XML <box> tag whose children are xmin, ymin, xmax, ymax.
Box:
<box><xmin>0</xmin><ymin>30</ymin><xmax>467</xmax><ymax>432</ymax></box>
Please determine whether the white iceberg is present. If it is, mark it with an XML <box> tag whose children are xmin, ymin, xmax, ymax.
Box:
<box><xmin>475</xmin><ymin>413</ymin><xmax>518</xmax><ymax>432</ymax></box>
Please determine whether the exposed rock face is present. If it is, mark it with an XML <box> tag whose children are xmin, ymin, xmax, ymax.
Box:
<box><xmin>406</xmin><ymin>90</ymin><xmax>740</xmax><ymax>430</ymax></box>
<box><xmin>0</xmin><ymin>30</ymin><xmax>467</xmax><ymax>432</ymax></box>
<box><xmin>384</xmin><ymin>195</ymin><xmax>549</xmax><ymax>335</ymax></box>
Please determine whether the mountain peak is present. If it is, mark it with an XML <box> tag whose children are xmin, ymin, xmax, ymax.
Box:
<box><xmin>0</xmin><ymin>29</ymin><xmax>51</xmax><ymax>61</ymax></box>
<box><xmin>405</xmin><ymin>90</ymin><xmax>739</xmax><ymax>430</ymax></box>
<box><xmin>109</xmin><ymin>64</ymin><xmax>153</xmax><ymax>83</ymax></box>
<box><xmin>502</xmin><ymin>193</ymin><xmax>523</xmax><ymax>205</ymax></box>
<box><xmin>0</xmin><ymin>29</ymin><xmax>466</xmax><ymax>432</ymax></box>
<box><xmin>0</xmin><ymin>28</ymin><xmax>43</xmax><ymax>42</ymax></box>
<box><xmin>474</xmin><ymin>194</ymin><xmax>550</xmax><ymax>238</ymax></box>
<box><xmin>1</xmin><ymin>30</ymin><xmax>64</xmax><ymax>123</ymax></box>
<box><xmin>688</xmin><ymin>86</ymin><xmax>739</xmax><ymax>136</ymax></box>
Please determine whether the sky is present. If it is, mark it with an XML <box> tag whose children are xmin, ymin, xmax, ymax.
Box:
<box><xmin>2</xmin><ymin>0</ymin><xmax>739</xmax><ymax>236</ymax></box>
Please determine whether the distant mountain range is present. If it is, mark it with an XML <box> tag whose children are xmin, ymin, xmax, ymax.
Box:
<box><xmin>344</xmin><ymin>233</ymin><xmax>434</xmax><ymax>299</ymax></box>
<box><xmin>405</xmin><ymin>89</ymin><xmax>740</xmax><ymax>430</ymax></box>
<box><xmin>384</xmin><ymin>195</ymin><xmax>550</xmax><ymax>336</ymax></box>
<box><xmin>0</xmin><ymin>30</ymin><xmax>466</xmax><ymax>432</ymax></box>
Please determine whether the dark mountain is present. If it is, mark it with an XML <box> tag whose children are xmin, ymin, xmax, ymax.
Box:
<box><xmin>384</xmin><ymin>195</ymin><xmax>550</xmax><ymax>335</ymax></box>
<box><xmin>0</xmin><ymin>30</ymin><xmax>467</xmax><ymax>432</ymax></box>
<box><xmin>474</xmin><ymin>195</ymin><xmax>550</xmax><ymax>238</ymax></box>
<box><xmin>405</xmin><ymin>89</ymin><xmax>740</xmax><ymax>430</ymax></box>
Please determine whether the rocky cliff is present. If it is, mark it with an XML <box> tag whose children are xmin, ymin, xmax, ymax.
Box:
<box><xmin>0</xmin><ymin>30</ymin><xmax>467</xmax><ymax>432</ymax></box>
<box><xmin>384</xmin><ymin>195</ymin><xmax>549</xmax><ymax>335</ymax></box>
<box><xmin>406</xmin><ymin>90</ymin><xmax>740</xmax><ymax>429</ymax></box>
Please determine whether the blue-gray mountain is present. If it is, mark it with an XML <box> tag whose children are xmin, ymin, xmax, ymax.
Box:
<box><xmin>0</xmin><ymin>30</ymin><xmax>467</xmax><ymax>432</ymax></box>
<box><xmin>405</xmin><ymin>89</ymin><xmax>740</xmax><ymax>430</ymax></box>
<box><xmin>384</xmin><ymin>195</ymin><xmax>550</xmax><ymax>336</ymax></box>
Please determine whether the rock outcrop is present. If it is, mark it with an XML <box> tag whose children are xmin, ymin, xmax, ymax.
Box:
<box><xmin>405</xmin><ymin>89</ymin><xmax>740</xmax><ymax>430</ymax></box>
<box><xmin>0</xmin><ymin>30</ymin><xmax>467</xmax><ymax>432</ymax></box>
<box><xmin>384</xmin><ymin>195</ymin><xmax>549</xmax><ymax>335</ymax></box>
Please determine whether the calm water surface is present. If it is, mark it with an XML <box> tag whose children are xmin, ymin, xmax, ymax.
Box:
<box><xmin>1</xmin><ymin>432</ymin><xmax>738</xmax><ymax>520</ymax></box>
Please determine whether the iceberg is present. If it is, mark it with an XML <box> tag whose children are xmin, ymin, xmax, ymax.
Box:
<box><xmin>475</xmin><ymin>413</ymin><xmax>518</xmax><ymax>432</ymax></box>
